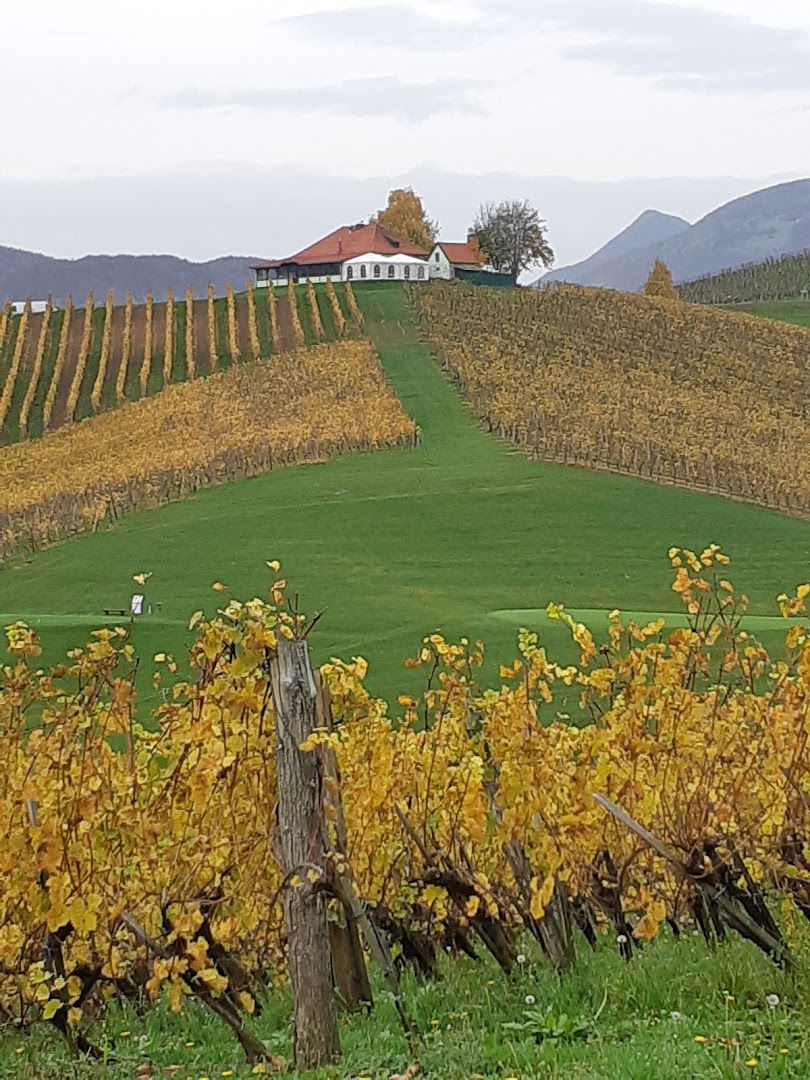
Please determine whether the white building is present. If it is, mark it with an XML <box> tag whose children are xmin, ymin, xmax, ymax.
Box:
<box><xmin>343</xmin><ymin>252</ymin><xmax>428</xmax><ymax>283</ymax></box>
<box><xmin>11</xmin><ymin>300</ymin><xmax>49</xmax><ymax>315</ymax></box>
<box><xmin>428</xmin><ymin>241</ymin><xmax>484</xmax><ymax>281</ymax></box>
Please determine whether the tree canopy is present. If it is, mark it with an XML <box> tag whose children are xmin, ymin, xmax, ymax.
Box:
<box><xmin>643</xmin><ymin>260</ymin><xmax>680</xmax><ymax>300</ymax></box>
<box><xmin>471</xmin><ymin>200</ymin><xmax>554</xmax><ymax>279</ymax></box>
<box><xmin>372</xmin><ymin>188</ymin><xmax>439</xmax><ymax>252</ymax></box>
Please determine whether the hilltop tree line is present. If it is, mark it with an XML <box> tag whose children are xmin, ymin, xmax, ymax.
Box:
<box><xmin>373</xmin><ymin>188</ymin><xmax>555</xmax><ymax>278</ymax></box>
<box><xmin>679</xmin><ymin>250</ymin><xmax>810</xmax><ymax>305</ymax></box>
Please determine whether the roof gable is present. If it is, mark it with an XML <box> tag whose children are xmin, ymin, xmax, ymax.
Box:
<box><xmin>253</xmin><ymin>223</ymin><xmax>428</xmax><ymax>270</ymax></box>
<box><xmin>437</xmin><ymin>241</ymin><xmax>481</xmax><ymax>266</ymax></box>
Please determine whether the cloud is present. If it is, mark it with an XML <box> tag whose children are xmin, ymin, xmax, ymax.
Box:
<box><xmin>496</xmin><ymin>0</ymin><xmax>810</xmax><ymax>93</ymax></box>
<box><xmin>159</xmin><ymin>77</ymin><xmax>488</xmax><ymax>123</ymax></box>
<box><xmin>275</xmin><ymin>5</ymin><xmax>488</xmax><ymax>51</ymax></box>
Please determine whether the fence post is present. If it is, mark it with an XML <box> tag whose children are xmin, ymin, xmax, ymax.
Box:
<box><xmin>270</xmin><ymin>638</ymin><xmax>339</xmax><ymax>1070</ymax></box>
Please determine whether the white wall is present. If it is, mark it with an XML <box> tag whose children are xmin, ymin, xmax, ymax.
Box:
<box><xmin>342</xmin><ymin>262</ymin><xmax>428</xmax><ymax>283</ymax></box>
<box><xmin>429</xmin><ymin>246</ymin><xmax>453</xmax><ymax>280</ymax></box>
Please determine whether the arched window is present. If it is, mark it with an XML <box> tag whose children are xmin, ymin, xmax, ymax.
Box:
<box><xmin>374</xmin><ymin>263</ymin><xmax>381</xmax><ymax>278</ymax></box>
<box><xmin>360</xmin><ymin>264</ymin><xmax>367</xmax><ymax>278</ymax></box>
<box><xmin>403</xmin><ymin>265</ymin><xmax>411</xmax><ymax>280</ymax></box>
<box><xmin>346</xmin><ymin>265</ymin><xmax>354</xmax><ymax>280</ymax></box>
<box><xmin>417</xmin><ymin>266</ymin><xmax>425</xmax><ymax>280</ymax></box>
<box><xmin>388</xmin><ymin>265</ymin><xmax>396</xmax><ymax>279</ymax></box>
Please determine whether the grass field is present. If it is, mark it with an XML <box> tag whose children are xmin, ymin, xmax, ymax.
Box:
<box><xmin>3</xmin><ymin>930</ymin><xmax>808</xmax><ymax>1079</ymax></box>
<box><xmin>2</xmin><ymin>283</ymin><xmax>810</xmax><ymax>710</ymax></box>
<box><xmin>721</xmin><ymin>299</ymin><xmax>810</xmax><ymax>327</ymax></box>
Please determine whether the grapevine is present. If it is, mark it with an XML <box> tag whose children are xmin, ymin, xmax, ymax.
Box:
<box><xmin>226</xmin><ymin>283</ymin><xmax>240</xmax><ymax>363</ymax></box>
<box><xmin>0</xmin><ymin>298</ymin><xmax>30</xmax><ymax>430</ymax></box>
<box><xmin>246</xmin><ymin>281</ymin><xmax>261</xmax><ymax>360</ymax></box>
<box><xmin>90</xmin><ymin>289</ymin><xmax>114</xmax><ymax>413</ymax></box>
<box><xmin>140</xmin><ymin>290</ymin><xmax>153</xmax><ymax>397</ymax></box>
<box><xmin>163</xmin><ymin>287</ymin><xmax>174</xmax><ymax>387</ymax></box>
<box><xmin>19</xmin><ymin>299</ymin><xmax>52</xmax><ymax>436</ymax></box>
<box><xmin>115</xmin><ymin>291</ymin><xmax>133</xmax><ymax>403</ymax></box>
<box><xmin>43</xmin><ymin>295</ymin><xmax>72</xmax><ymax>431</ymax></box>
<box><xmin>207</xmin><ymin>284</ymin><xmax>217</xmax><ymax>372</ymax></box>
<box><xmin>65</xmin><ymin>293</ymin><xmax>94</xmax><ymax>423</ymax></box>
<box><xmin>185</xmin><ymin>285</ymin><xmax>195</xmax><ymax>379</ymax></box>
<box><xmin>288</xmin><ymin>279</ymin><xmax>305</xmax><ymax>347</ymax></box>
<box><xmin>306</xmin><ymin>278</ymin><xmax>324</xmax><ymax>341</ymax></box>
<box><xmin>326</xmin><ymin>278</ymin><xmax>346</xmax><ymax>336</ymax></box>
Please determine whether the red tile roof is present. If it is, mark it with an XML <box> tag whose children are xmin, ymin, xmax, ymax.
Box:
<box><xmin>252</xmin><ymin>223</ymin><xmax>428</xmax><ymax>270</ymax></box>
<box><xmin>438</xmin><ymin>242</ymin><xmax>481</xmax><ymax>267</ymax></box>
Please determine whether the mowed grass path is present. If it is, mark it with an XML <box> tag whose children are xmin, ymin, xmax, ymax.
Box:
<box><xmin>2</xmin><ymin>283</ymin><xmax>809</xmax><ymax>706</ymax></box>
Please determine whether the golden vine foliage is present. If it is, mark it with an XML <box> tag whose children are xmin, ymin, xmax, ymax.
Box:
<box><xmin>185</xmin><ymin>285</ymin><xmax>195</xmax><ymax>378</ymax></box>
<box><xmin>344</xmin><ymin>281</ymin><xmax>364</xmax><ymax>329</ymax></box>
<box><xmin>19</xmin><ymin>300</ymin><xmax>52</xmax><ymax>436</ymax></box>
<box><xmin>267</xmin><ymin>283</ymin><xmax>281</xmax><ymax>353</ymax></box>
<box><xmin>412</xmin><ymin>282</ymin><xmax>810</xmax><ymax>515</ymax></box>
<box><xmin>0</xmin><ymin>300</ymin><xmax>30</xmax><ymax>429</ymax></box>
<box><xmin>0</xmin><ymin>549</ymin><xmax>807</xmax><ymax>1048</ymax></box>
<box><xmin>43</xmin><ymin>296</ymin><xmax>72</xmax><ymax>432</ymax></box>
<box><xmin>2</xmin><ymin>284</ymin><xmax>360</xmax><ymax>446</ymax></box>
<box><xmin>91</xmin><ymin>290</ymin><xmax>114</xmax><ymax>413</ymax></box>
<box><xmin>246</xmin><ymin>282</ymin><xmax>261</xmax><ymax>361</ymax></box>
<box><xmin>325</xmin><ymin>278</ymin><xmax>346</xmax><ymax>336</ymax></box>
<box><xmin>226</xmin><ymin>283</ymin><xmax>240</xmax><ymax>363</ymax></box>
<box><xmin>207</xmin><ymin>284</ymin><xmax>217</xmax><ymax>373</ymax></box>
<box><xmin>288</xmin><ymin>280</ymin><xmax>305</xmax><ymax>348</ymax></box>
<box><xmin>0</xmin><ymin>340</ymin><xmax>417</xmax><ymax>560</ymax></box>
<box><xmin>140</xmin><ymin>290</ymin><xmax>153</xmax><ymax>397</ymax></box>
<box><xmin>65</xmin><ymin>294</ymin><xmax>94</xmax><ymax>424</ymax></box>
<box><xmin>116</xmin><ymin>291</ymin><xmax>134</xmax><ymax>403</ymax></box>
<box><xmin>163</xmin><ymin>287</ymin><xmax>175</xmax><ymax>387</ymax></box>
<box><xmin>306</xmin><ymin>279</ymin><xmax>325</xmax><ymax>342</ymax></box>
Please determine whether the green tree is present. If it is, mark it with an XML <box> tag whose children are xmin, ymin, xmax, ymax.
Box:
<box><xmin>371</xmin><ymin>188</ymin><xmax>438</xmax><ymax>252</ymax></box>
<box><xmin>471</xmin><ymin>200</ymin><xmax>554</xmax><ymax>279</ymax></box>
<box><xmin>643</xmin><ymin>260</ymin><xmax>679</xmax><ymax>300</ymax></box>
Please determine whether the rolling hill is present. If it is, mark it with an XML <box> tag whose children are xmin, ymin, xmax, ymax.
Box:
<box><xmin>542</xmin><ymin>177</ymin><xmax>810</xmax><ymax>292</ymax></box>
<box><xmin>0</xmin><ymin>246</ymin><xmax>261</xmax><ymax>305</ymax></box>
<box><xmin>538</xmin><ymin>209</ymin><xmax>689</xmax><ymax>287</ymax></box>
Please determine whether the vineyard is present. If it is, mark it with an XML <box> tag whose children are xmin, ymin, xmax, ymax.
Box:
<box><xmin>680</xmin><ymin>250</ymin><xmax>810</xmax><ymax>305</ymax></box>
<box><xmin>0</xmin><ymin>280</ymin><xmax>358</xmax><ymax>446</ymax></box>
<box><xmin>411</xmin><ymin>282</ymin><xmax>810</xmax><ymax>516</ymax></box>
<box><xmin>0</xmin><ymin>548</ymin><xmax>808</xmax><ymax>1076</ymax></box>
<box><xmin>0</xmin><ymin>338</ymin><xmax>416</xmax><ymax>562</ymax></box>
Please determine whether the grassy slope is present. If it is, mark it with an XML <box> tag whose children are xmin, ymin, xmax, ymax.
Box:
<box><xmin>721</xmin><ymin>299</ymin><xmax>810</xmax><ymax>327</ymax></box>
<box><xmin>1</xmin><ymin>283</ymin><xmax>809</xmax><ymax>712</ymax></box>
<box><xmin>3</xmin><ymin>931</ymin><xmax>808</xmax><ymax>1079</ymax></box>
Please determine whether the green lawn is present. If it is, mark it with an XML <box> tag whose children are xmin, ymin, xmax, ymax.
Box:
<box><xmin>721</xmin><ymin>299</ymin><xmax>810</xmax><ymax>327</ymax></box>
<box><xmin>2</xmin><ymin>283</ymin><xmax>809</xmax><ymax>710</ymax></box>
<box><xmin>3</xmin><ymin>930</ymin><xmax>808</xmax><ymax>1078</ymax></box>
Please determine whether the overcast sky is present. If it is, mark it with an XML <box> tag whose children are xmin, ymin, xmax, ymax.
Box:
<box><xmin>3</xmin><ymin>0</ymin><xmax>809</xmax><ymax>264</ymax></box>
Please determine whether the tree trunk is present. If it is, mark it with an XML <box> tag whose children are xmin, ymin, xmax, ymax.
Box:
<box><xmin>271</xmin><ymin>639</ymin><xmax>339</xmax><ymax>1070</ymax></box>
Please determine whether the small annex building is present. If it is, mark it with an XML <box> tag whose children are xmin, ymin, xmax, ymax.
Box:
<box><xmin>429</xmin><ymin>241</ymin><xmax>482</xmax><ymax>280</ymax></box>
<box><xmin>252</xmin><ymin>222</ymin><xmax>428</xmax><ymax>287</ymax></box>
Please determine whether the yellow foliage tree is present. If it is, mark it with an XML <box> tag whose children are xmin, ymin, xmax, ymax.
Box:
<box><xmin>643</xmin><ymin>260</ymin><xmax>679</xmax><ymax>300</ymax></box>
<box><xmin>372</xmin><ymin>188</ymin><xmax>438</xmax><ymax>252</ymax></box>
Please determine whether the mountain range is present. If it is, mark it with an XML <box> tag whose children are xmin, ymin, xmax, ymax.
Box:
<box><xmin>0</xmin><ymin>249</ymin><xmax>260</xmax><ymax>305</ymax></box>
<box><xmin>541</xmin><ymin>178</ymin><xmax>810</xmax><ymax>292</ymax></box>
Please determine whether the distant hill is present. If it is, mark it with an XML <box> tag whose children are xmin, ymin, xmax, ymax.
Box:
<box><xmin>0</xmin><ymin>247</ymin><xmax>261</xmax><ymax>305</ymax></box>
<box><xmin>679</xmin><ymin>250</ymin><xmax>810</xmax><ymax>304</ymax></box>
<box><xmin>540</xmin><ymin>209</ymin><xmax>690</xmax><ymax>286</ymax></box>
<box><xmin>539</xmin><ymin>178</ymin><xmax>810</xmax><ymax>293</ymax></box>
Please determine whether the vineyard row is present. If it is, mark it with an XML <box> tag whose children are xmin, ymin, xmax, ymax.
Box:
<box><xmin>0</xmin><ymin>279</ymin><xmax>360</xmax><ymax>446</ymax></box>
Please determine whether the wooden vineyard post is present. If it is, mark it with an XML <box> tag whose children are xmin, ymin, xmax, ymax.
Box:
<box><xmin>270</xmin><ymin>639</ymin><xmax>339</xmax><ymax>1070</ymax></box>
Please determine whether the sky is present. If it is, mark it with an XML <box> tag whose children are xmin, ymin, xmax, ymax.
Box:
<box><xmin>2</xmin><ymin>0</ymin><xmax>809</xmax><ymax>266</ymax></box>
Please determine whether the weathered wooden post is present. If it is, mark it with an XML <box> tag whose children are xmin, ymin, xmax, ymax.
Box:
<box><xmin>270</xmin><ymin>638</ymin><xmax>339</xmax><ymax>1070</ymax></box>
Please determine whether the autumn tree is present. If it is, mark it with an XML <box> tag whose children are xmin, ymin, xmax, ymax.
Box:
<box><xmin>372</xmin><ymin>188</ymin><xmax>438</xmax><ymax>252</ymax></box>
<box><xmin>643</xmin><ymin>260</ymin><xmax>679</xmax><ymax>300</ymax></box>
<box><xmin>471</xmin><ymin>200</ymin><xmax>554</xmax><ymax>279</ymax></box>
